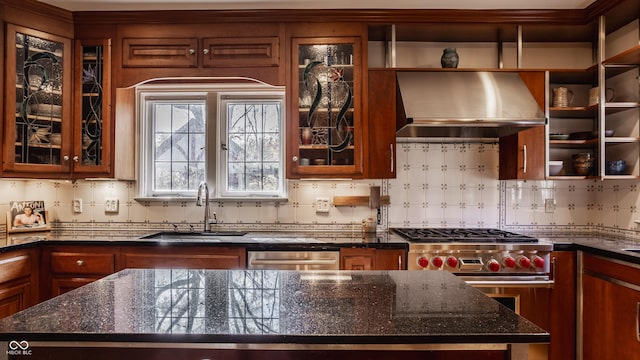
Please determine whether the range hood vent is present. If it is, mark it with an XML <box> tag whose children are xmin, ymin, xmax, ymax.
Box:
<box><xmin>395</xmin><ymin>71</ymin><xmax>546</xmax><ymax>139</ymax></box>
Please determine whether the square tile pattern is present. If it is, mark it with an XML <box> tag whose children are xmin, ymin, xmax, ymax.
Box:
<box><xmin>0</xmin><ymin>143</ymin><xmax>637</xmax><ymax>233</ymax></box>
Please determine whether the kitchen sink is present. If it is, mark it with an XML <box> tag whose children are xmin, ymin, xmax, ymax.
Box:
<box><xmin>139</xmin><ymin>231</ymin><xmax>247</xmax><ymax>240</ymax></box>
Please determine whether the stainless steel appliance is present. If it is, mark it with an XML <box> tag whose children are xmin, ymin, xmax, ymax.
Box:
<box><xmin>393</xmin><ymin>227</ymin><xmax>553</xmax><ymax>359</ymax></box>
<box><xmin>247</xmin><ymin>251</ymin><xmax>340</xmax><ymax>270</ymax></box>
<box><xmin>394</xmin><ymin>228</ymin><xmax>552</xmax><ymax>281</ymax></box>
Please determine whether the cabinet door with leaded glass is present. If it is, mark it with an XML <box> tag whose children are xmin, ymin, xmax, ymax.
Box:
<box><xmin>74</xmin><ymin>39</ymin><xmax>112</xmax><ymax>176</ymax></box>
<box><xmin>3</xmin><ymin>24</ymin><xmax>72</xmax><ymax>176</ymax></box>
<box><xmin>289</xmin><ymin>37</ymin><xmax>363</xmax><ymax>178</ymax></box>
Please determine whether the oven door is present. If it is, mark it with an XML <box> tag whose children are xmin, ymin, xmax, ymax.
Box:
<box><xmin>464</xmin><ymin>277</ymin><xmax>552</xmax><ymax>360</ymax></box>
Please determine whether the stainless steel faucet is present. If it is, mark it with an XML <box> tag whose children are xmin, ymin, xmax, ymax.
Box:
<box><xmin>196</xmin><ymin>181</ymin><xmax>216</xmax><ymax>232</ymax></box>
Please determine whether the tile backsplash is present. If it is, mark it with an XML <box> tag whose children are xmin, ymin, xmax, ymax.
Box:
<box><xmin>0</xmin><ymin>142</ymin><xmax>638</xmax><ymax>234</ymax></box>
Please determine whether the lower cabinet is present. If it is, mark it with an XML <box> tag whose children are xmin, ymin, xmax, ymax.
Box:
<box><xmin>549</xmin><ymin>251</ymin><xmax>577</xmax><ymax>360</ymax></box>
<box><xmin>43</xmin><ymin>246</ymin><xmax>117</xmax><ymax>299</ymax></box>
<box><xmin>118</xmin><ymin>246</ymin><xmax>246</xmax><ymax>270</ymax></box>
<box><xmin>340</xmin><ymin>248</ymin><xmax>406</xmax><ymax>270</ymax></box>
<box><xmin>581</xmin><ymin>253</ymin><xmax>640</xmax><ymax>360</ymax></box>
<box><xmin>41</xmin><ymin>245</ymin><xmax>247</xmax><ymax>299</ymax></box>
<box><xmin>0</xmin><ymin>249</ymin><xmax>39</xmax><ymax>318</ymax></box>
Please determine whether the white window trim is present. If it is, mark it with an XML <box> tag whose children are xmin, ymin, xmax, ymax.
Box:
<box><xmin>215</xmin><ymin>93</ymin><xmax>287</xmax><ymax>200</ymax></box>
<box><xmin>134</xmin><ymin>80</ymin><xmax>287</xmax><ymax>202</ymax></box>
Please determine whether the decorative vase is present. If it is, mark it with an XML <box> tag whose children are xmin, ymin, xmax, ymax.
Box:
<box><xmin>441</xmin><ymin>48</ymin><xmax>459</xmax><ymax>68</ymax></box>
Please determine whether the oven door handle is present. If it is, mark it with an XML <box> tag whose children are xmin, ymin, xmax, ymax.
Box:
<box><xmin>463</xmin><ymin>280</ymin><xmax>554</xmax><ymax>288</ymax></box>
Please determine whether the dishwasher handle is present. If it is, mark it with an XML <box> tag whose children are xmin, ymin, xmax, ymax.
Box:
<box><xmin>250</xmin><ymin>259</ymin><xmax>338</xmax><ymax>266</ymax></box>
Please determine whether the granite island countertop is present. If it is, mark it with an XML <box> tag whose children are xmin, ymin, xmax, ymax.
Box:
<box><xmin>0</xmin><ymin>269</ymin><xmax>548</xmax><ymax>348</ymax></box>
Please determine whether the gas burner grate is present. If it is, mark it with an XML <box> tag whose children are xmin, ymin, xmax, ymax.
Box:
<box><xmin>392</xmin><ymin>228</ymin><xmax>537</xmax><ymax>243</ymax></box>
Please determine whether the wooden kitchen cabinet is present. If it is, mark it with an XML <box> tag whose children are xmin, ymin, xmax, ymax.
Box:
<box><xmin>118</xmin><ymin>246</ymin><xmax>246</xmax><ymax>270</ymax></box>
<box><xmin>42</xmin><ymin>245</ymin><xmax>117</xmax><ymax>299</ymax></box>
<box><xmin>122</xmin><ymin>36</ymin><xmax>279</xmax><ymax>69</ymax></box>
<box><xmin>499</xmin><ymin>71</ymin><xmax>546</xmax><ymax>180</ymax></box>
<box><xmin>499</xmin><ymin>126</ymin><xmax>546</xmax><ymax>180</ymax></box>
<box><xmin>117</xmin><ymin>23</ymin><xmax>283</xmax><ymax>87</ymax></box>
<box><xmin>72</xmin><ymin>38</ymin><xmax>112</xmax><ymax>177</ymax></box>
<box><xmin>2</xmin><ymin>24</ymin><xmax>73</xmax><ymax>178</ymax></box>
<box><xmin>367</xmin><ymin>69</ymin><xmax>397</xmax><ymax>178</ymax></box>
<box><xmin>340</xmin><ymin>248</ymin><xmax>405</xmax><ymax>270</ymax></box>
<box><xmin>0</xmin><ymin>249</ymin><xmax>39</xmax><ymax>318</ymax></box>
<box><xmin>286</xmin><ymin>23</ymin><xmax>366</xmax><ymax>179</ymax></box>
<box><xmin>581</xmin><ymin>253</ymin><xmax>640</xmax><ymax>360</ymax></box>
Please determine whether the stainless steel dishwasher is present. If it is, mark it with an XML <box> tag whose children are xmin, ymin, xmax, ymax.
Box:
<box><xmin>247</xmin><ymin>251</ymin><xmax>340</xmax><ymax>270</ymax></box>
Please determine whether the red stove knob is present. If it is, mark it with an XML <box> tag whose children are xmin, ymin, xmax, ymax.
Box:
<box><xmin>432</xmin><ymin>256</ymin><xmax>444</xmax><ymax>268</ymax></box>
<box><xmin>417</xmin><ymin>256</ymin><xmax>429</xmax><ymax>269</ymax></box>
<box><xmin>503</xmin><ymin>256</ymin><xmax>516</xmax><ymax>268</ymax></box>
<box><xmin>488</xmin><ymin>259</ymin><xmax>501</xmax><ymax>272</ymax></box>
<box><xmin>446</xmin><ymin>256</ymin><xmax>458</xmax><ymax>269</ymax></box>
<box><xmin>518</xmin><ymin>256</ymin><xmax>531</xmax><ymax>268</ymax></box>
<box><xmin>532</xmin><ymin>256</ymin><xmax>545</xmax><ymax>269</ymax></box>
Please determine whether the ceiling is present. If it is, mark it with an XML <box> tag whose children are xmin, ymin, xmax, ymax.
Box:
<box><xmin>38</xmin><ymin>0</ymin><xmax>598</xmax><ymax>12</ymax></box>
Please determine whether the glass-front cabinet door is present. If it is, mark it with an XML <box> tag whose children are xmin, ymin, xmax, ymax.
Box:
<box><xmin>74</xmin><ymin>39</ymin><xmax>111</xmax><ymax>175</ymax></box>
<box><xmin>289</xmin><ymin>37</ymin><xmax>362</xmax><ymax>178</ymax></box>
<box><xmin>3</xmin><ymin>24</ymin><xmax>72</xmax><ymax>175</ymax></box>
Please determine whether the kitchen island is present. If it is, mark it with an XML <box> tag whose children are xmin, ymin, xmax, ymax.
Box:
<box><xmin>0</xmin><ymin>268</ymin><xmax>548</xmax><ymax>360</ymax></box>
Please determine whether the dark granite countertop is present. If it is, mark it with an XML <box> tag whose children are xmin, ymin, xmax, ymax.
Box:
<box><xmin>0</xmin><ymin>268</ymin><xmax>547</xmax><ymax>346</ymax></box>
<box><xmin>3</xmin><ymin>228</ymin><xmax>640</xmax><ymax>266</ymax></box>
<box><xmin>0</xmin><ymin>229</ymin><xmax>409</xmax><ymax>253</ymax></box>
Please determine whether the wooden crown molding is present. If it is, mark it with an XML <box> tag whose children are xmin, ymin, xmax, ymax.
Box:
<box><xmin>73</xmin><ymin>8</ymin><xmax>590</xmax><ymax>25</ymax></box>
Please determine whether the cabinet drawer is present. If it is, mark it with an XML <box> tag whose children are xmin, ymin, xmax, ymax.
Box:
<box><xmin>202</xmin><ymin>37</ymin><xmax>279</xmax><ymax>68</ymax></box>
<box><xmin>50</xmin><ymin>252</ymin><xmax>115</xmax><ymax>275</ymax></box>
<box><xmin>122</xmin><ymin>37</ymin><xmax>198</xmax><ymax>68</ymax></box>
<box><xmin>0</xmin><ymin>254</ymin><xmax>32</xmax><ymax>285</ymax></box>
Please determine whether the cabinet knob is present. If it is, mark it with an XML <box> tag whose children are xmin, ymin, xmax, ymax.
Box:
<box><xmin>63</xmin><ymin>155</ymin><xmax>70</xmax><ymax>161</ymax></box>
<box><xmin>292</xmin><ymin>156</ymin><xmax>298</xmax><ymax>162</ymax></box>
<box><xmin>76</xmin><ymin>260</ymin><xmax>85</xmax><ymax>267</ymax></box>
<box><xmin>189</xmin><ymin>49</ymin><xmax>196</xmax><ymax>55</ymax></box>
<box><xmin>203</xmin><ymin>49</ymin><xmax>210</xmax><ymax>55</ymax></box>
<box><xmin>73</xmin><ymin>156</ymin><xmax>79</xmax><ymax>162</ymax></box>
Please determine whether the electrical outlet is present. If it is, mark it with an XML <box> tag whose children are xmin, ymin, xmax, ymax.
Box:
<box><xmin>105</xmin><ymin>198</ymin><xmax>119</xmax><ymax>214</ymax></box>
<box><xmin>545</xmin><ymin>198</ymin><xmax>556</xmax><ymax>213</ymax></box>
<box><xmin>72</xmin><ymin>198</ymin><xmax>82</xmax><ymax>213</ymax></box>
<box><xmin>315</xmin><ymin>197</ymin><xmax>330</xmax><ymax>213</ymax></box>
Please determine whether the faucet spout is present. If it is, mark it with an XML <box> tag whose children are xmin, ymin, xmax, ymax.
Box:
<box><xmin>196</xmin><ymin>181</ymin><xmax>211</xmax><ymax>232</ymax></box>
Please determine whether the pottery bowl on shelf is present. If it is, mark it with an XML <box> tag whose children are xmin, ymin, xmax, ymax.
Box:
<box><xmin>606</xmin><ymin>160</ymin><xmax>626</xmax><ymax>175</ymax></box>
<box><xmin>549</xmin><ymin>161</ymin><xmax>564</xmax><ymax>176</ymax></box>
<box><xmin>604</xmin><ymin>130</ymin><xmax>615</xmax><ymax>137</ymax></box>
<box><xmin>572</xmin><ymin>153</ymin><xmax>594</xmax><ymax>176</ymax></box>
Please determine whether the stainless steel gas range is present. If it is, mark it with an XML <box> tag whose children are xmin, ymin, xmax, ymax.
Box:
<box><xmin>392</xmin><ymin>228</ymin><xmax>553</xmax><ymax>285</ymax></box>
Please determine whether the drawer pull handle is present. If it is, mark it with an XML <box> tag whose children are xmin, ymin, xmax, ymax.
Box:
<box><xmin>76</xmin><ymin>260</ymin><xmax>85</xmax><ymax>267</ymax></box>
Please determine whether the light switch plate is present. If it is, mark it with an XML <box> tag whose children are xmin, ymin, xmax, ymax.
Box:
<box><xmin>544</xmin><ymin>198</ymin><xmax>556</xmax><ymax>213</ymax></box>
<box><xmin>105</xmin><ymin>198</ymin><xmax>119</xmax><ymax>213</ymax></box>
<box><xmin>315</xmin><ymin>197</ymin><xmax>330</xmax><ymax>213</ymax></box>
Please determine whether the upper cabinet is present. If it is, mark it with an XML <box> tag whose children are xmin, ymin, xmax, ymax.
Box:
<box><xmin>546</xmin><ymin>68</ymin><xmax>600</xmax><ymax>178</ymax></box>
<box><xmin>3</xmin><ymin>24</ymin><xmax>73</xmax><ymax>178</ymax></box>
<box><xmin>73</xmin><ymin>39</ymin><xmax>112</xmax><ymax>177</ymax></box>
<box><xmin>286</xmin><ymin>24</ymin><xmax>366</xmax><ymax>179</ymax></box>
<box><xmin>116</xmin><ymin>24</ymin><xmax>284</xmax><ymax>87</ymax></box>
<box><xmin>599</xmin><ymin>4</ymin><xmax>640</xmax><ymax>179</ymax></box>
<box><xmin>2</xmin><ymin>24</ymin><xmax>112</xmax><ymax>179</ymax></box>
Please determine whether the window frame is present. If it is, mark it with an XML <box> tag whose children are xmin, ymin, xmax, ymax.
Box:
<box><xmin>136</xmin><ymin>81</ymin><xmax>287</xmax><ymax>201</ymax></box>
<box><xmin>215</xmin><ymin>93</ymin><xmax>286</xmax><ymax>199</ymax></box>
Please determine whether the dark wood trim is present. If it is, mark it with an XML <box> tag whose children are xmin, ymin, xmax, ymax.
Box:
<box><xmin>0</xmin><ymin>0</ymin><xmax>72</xmax><ymax>23</ymax></box>
<box><xmin>72</xmin><ymin>9</ymin><xmax>592</xmax><ymax>25</ymax></box>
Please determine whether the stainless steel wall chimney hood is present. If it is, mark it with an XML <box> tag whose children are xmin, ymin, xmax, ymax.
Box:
<box><xmin>395</xmin><ymin>71</ymin><xmax>546</xmax><ymax>139</ymax></box>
